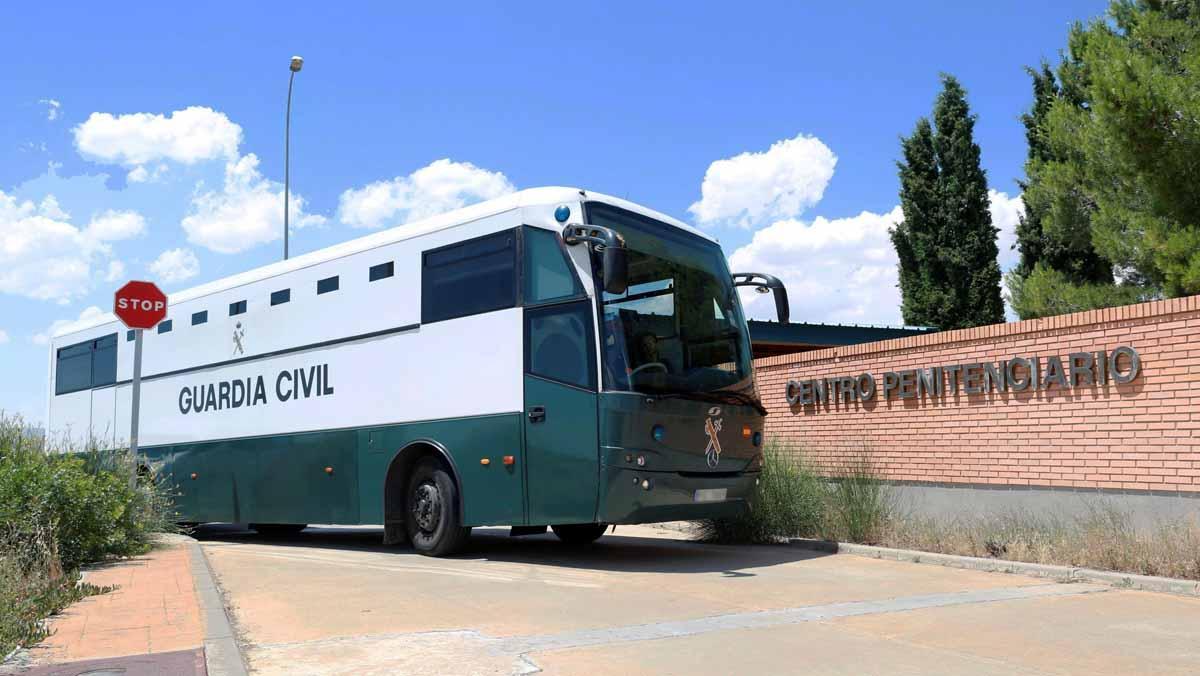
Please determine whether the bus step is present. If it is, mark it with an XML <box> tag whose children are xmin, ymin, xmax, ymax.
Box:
<box><xmin>509</xmin><ymin>526</ymin><xmax>548</xmax><ymax>537</ymax></box>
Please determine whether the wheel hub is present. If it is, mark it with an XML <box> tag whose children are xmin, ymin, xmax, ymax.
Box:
<box><xmin>411</xmin><ymin>482</ymin><xmax>442</xmax><ymax>533</ymax></box>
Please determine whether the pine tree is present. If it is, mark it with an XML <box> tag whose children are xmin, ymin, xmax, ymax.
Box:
<box><xmin>1006</xmin><ymin>50</ymin><xmax>1137</xmax><ymax>319</ymax></box>
<box><xmin>1015</xmin><ymin>1</ymin><xmax>1200</xmax><ymax>311</ymax></box>
<box><xmin>1011</xmin><ymin>63</ymin><xmax>1113</xmax><ymax>285</ymax></box>
<box><xmin>891</xmin><ymin>75</ymin><xmax>1005</xmax><ymax>330</ymax></box>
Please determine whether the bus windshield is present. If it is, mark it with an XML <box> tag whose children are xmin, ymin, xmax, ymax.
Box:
<box><xmin>586</xmin><ymin>203</ymin><xmax>758</xmax><ymax>405</ymax></box>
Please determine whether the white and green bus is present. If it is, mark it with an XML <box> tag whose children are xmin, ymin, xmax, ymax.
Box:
<box><xmin>46</xmin><ymin>187</ymin><xmax>788</xmax><ymax>555</ymax></box>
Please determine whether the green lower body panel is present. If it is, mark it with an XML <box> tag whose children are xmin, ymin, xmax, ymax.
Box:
<box><xmin>151</xmin><ymin>429</ymin><xmax>361</xmax><ymax>525</ymax></box>
<box><xmin>598</xmin><ymin>466</ymin><xmax>757</xmax><ymax>524</ymax></box>
<box><xmin>148</xmin><ymin>413</ymin><xmax>526</xmax><ymax>528</ymax></box>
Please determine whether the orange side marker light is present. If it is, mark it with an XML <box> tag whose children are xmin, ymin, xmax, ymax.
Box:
<box><xmin>480</xmin><ymin>458</ymin><xmax>491</xmax><ymax>466</ymax></box>
<box><xmin>742</xmin><ymin>425</ymin><xmax>752</xmax><ymax>439</ymax></box>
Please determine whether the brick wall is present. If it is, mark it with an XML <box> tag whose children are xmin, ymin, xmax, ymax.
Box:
<box><xmin>754</xmin><ymin>295</ymin><xmax>1200</xmax><ymax>494</ymax></box>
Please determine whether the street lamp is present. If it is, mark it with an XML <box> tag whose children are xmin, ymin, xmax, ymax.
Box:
<box><xmin>284</xmin><ymin>55</ymin><xmax>303</xmax><ymax>260</ymax></box>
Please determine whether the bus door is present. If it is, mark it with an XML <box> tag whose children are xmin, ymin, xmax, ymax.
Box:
<box><xmin>522</xmin><ymin>300</ymin><xmax>600</xmax><ymax>525</ymax></box>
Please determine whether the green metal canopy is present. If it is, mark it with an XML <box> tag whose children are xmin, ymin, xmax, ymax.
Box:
<box><xmin>748</xmin><ymin>320</ymin><xmax>938</xmax><ymax>359</ymax></box>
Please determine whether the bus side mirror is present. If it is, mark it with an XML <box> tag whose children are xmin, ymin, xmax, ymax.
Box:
<box><xmin>563</xmin><ymin>223</ymin><xmax>628</xmax><ymax>295</ymax></box>
<box><xmin>733</xmin><ymin>272</ymin><xmax>790</xmax><ymax>324</ymax></box>
<box><xmin>602</xmin><ymin>245</ymin><xmax>628</xmax><ymax>295</ymax></box>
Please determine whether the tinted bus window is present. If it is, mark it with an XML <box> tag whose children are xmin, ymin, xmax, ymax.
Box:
<box><xmin>524</xmin><ymin>227</ymin><xmax>582</xmax><ymax>304</ymax></box>
<box><xmin>422</xmin><ymin>230</ymin><xmax>516</xmax><ymax>323</ymax></box>
<box><xmin>318</xmin><ymin>276</ymin><xmax>339</xmax><ymax>295</ymax></box>
<box><xmin>525</xmin><ymin>301</ymin><xmax>596</xmax><ymax>390</ymax></box>
<box><xmin>92</xmin><ymin>334</ymin><xmax>117</xmax><ymax>387</ymax></box>
<box><xmin>55</xmin><ymin>342</ymin><xmax>93</xmax><ymax>395</ymax></box>
<box><xmin>369</xmin><ymin>262</ymin><xmax>394</xmax><ymax>282</ymax></box>
<box><xmin>54</xmin><ymin>334</ymin><xmax>118</xmax><ymax>395</ymax></box>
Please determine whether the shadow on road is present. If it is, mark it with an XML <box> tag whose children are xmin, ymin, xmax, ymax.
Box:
<box><xmin>191</xmin><ymin>523</ymin><xmax>831</xmax><ymax>575</ymax></box>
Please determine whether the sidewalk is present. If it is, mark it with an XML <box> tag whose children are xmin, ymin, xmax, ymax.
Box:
<box><xmin>19</xmin><ymin>534</ymin><xmax>208</xmax><ymax>675</ymax></box>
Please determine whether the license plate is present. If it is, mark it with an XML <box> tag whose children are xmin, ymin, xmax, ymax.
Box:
<box><xmin>693</xmin><ymin>488</ymin><xmax>727</xmax><ymax>503</ymax></box>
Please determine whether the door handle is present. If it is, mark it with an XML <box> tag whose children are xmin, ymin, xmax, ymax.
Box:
<box><xmin>528</xmin><ymin>406</ymin><xmax>546</xmax><ymax>423</ymax></box>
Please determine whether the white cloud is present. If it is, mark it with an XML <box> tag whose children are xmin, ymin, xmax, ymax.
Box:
<box><xmin>71</xmin><ymin>105</ymin><xmax>323</xmax><ymax>255</ymax></box>
<box><xmin>40</xmin><ymin>99</ymin><xmax>61</xmax><ymax>121</ymax></box>
<box><xmin>989</xmin><ymin>189</ymin><xmax>1024</xmax><ymax>272</ymax></box>
<box><xmin>73</xmin><ymin>106</ymin><xmax>242</xmax><ymax>176</ymax></box>
<box><xmin>104</xmin><ymin>260</ymin><xmax>126</xmax><ymax>283</ymax></box>
<box><xmin>149</xmin><ymin>248</ymin><xmax>200</xmax><ymax>284</ymax></box>
<box><xmin>33</xmin><ymin>306</ymin><xmax>105</xmax><ymax>345</ymax></box>
<box><xmin>182</xmin><ymin>153</ymin><xmax>324</xmax><ymax>254</ymax></box>
<box><xmin>0</xmin><ymin>330</ymin><xmax>9</xmax><ymax>345</ymax></box>
<box><xmin>728</xmin><ymin>192</ymin><xmax>1026</xmax><ymax>326</ymax></box>
<box><xmin>38</xmin><ymin>195</ymin><xmax>69</xmax><ymax>220</ymax></box>
<box><xmin>85</xmin><ymin>209</ymin><xmax>145</xmax><ymax>241</ymax></box>
<box><xmin>729</xmin><ymin>207</ymin><xmax>906</xmax><ymax>325</ymax></box>
<box><xmin>127</xmin><ymin>163</ymin><xmax>169</xmax><ymax>184</ymax></box>
<box><xmin>689</xmin><ymin>134</ymin><xmax>837</xmax><ymax>229</ymax></box>
<box><xmin>337</xmin><ymin>159</ymin><xmax>515</xmax><ymax>230</ymax></box>
<box><xmin>0</xmin><ymin>191</ymin><xmax>141</xmax><ymax>303</ymax></box>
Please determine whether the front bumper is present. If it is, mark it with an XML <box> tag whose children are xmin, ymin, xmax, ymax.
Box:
<box><xmin>598</xmin><ymin>465</ymin><xmax>759</xmax><ymax>524</ymax></box>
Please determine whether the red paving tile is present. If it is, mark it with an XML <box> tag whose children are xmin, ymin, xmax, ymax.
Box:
<box><xmin>28</xmin><ymin>540</ymin><xmax>205</xmax><ymax>666</ymax></box>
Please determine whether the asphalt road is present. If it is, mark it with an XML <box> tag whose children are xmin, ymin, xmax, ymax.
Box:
<box><xmin>195</xmin><ymin>524</ymin><xmax>1200</xmax><ymax>675</ymax></box>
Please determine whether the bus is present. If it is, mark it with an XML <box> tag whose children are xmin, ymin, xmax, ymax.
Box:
<box><xmin>45</xmin><ymin>187</ymin><xmax>789</xmax><ymax>556</ymax></box>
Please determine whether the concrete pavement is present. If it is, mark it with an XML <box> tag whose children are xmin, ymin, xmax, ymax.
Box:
<box><xmin>195</xmin><ymin>524</ymin><xmax>1200</xmax><ymax>675</ymax></box>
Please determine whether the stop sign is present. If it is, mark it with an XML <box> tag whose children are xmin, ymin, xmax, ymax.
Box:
<box><xmin>114</xmin><ymin>281</ymin><xmax>168</xmax><ymax>330</ymax></box>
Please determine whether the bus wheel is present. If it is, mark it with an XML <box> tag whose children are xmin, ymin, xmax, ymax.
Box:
<box><xmin>405</xmin><ymin>459</ymin><xmax>471</xmax><ymax>556</ymax></box>
<box><xmin>251</xmin><ymin>523</ymin><xmax>308</xmax><ymax>537</ymax></box>
<box><xmin>551</xmin><ymin>523</ymin><xmax>608</xmax><ymax>545</ymax></box>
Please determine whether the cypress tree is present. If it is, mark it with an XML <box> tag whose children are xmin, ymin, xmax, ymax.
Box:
<box><xmin>891</xmin><ymin>75</ymin><xmax>1005</xmax><ymax>330</ymax></box>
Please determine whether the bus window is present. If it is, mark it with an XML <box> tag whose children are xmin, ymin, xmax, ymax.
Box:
<box><xmin>318</xmin><ymin>276</ymin><xmax>339</xmax><ymax>295</ymax></box>
<box><xmin>369</xmin><ymin>261</ymin><xmax>395</xmax><ymax>282</ymax></box>
<box><xmin>524</xmin><ymin>227</ymin><xmax>582</xmax><ymax>304</ymax></box>
<box><xmin>92</xmin><ymin>334</ymin><xmax>117</xmax><ymax>387</ymax></box>
<box><xmin>524</xmin><ymin>300</ymin><xmax>596</xmax><ymax>390</ymax></box>
<box><xmin>422</xmin><ymin>230</ymin><xmax>516</xmax><ymax>324</ymax></box>
<box><xmin>54</xmin><ymin>334</ymin><xmax>117</xmax><ymax>395</ymax></box>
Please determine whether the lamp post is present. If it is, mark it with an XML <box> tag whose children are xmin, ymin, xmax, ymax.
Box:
<box><xmin>284</xmin><ymin>55</ymin><xmax>303</xmax><ymax>260</ymax></box>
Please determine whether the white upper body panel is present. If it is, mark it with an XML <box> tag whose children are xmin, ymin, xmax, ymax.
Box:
<box><xmin>45</xmin><ymin>188</ymin><xmax>709</xmax><ymax>448</ymax></box>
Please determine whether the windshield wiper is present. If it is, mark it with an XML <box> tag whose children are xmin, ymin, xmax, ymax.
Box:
<box><xmin>707</xmin><ymin>389</ymin><xmax>768</xmax><ymax>416</ymax></box>
<box><xmin>647</xmin><ymin>389</ymin><xmax>767</xmax><ymax>416</ymax></box>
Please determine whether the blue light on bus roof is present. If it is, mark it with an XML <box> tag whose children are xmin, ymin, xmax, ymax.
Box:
<box><xmin>554</xmin><ymin>205</ymin><xmax>571</xmax><ymax>222</ymax></box>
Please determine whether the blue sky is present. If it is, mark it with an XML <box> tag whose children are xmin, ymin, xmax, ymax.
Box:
<box><xmin>1</xmin><ymin>1</ymin><xmax>1107</xmax><ymax>421</ymax></box>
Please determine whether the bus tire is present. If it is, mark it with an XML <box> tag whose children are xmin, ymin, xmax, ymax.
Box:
<box><xmin>405</xmin><ymin>458</ymin><xmax>471</xmax><ymax>556</ymax></box>
<box><xmin>551</xmin><ymin>523</ymin><xmax>608</xmax><ymax>545</ymax></box>
<box><xmin>251</xmin><ymin>523</ymin><xmax>308</xmax><ymax>537</ymax></box>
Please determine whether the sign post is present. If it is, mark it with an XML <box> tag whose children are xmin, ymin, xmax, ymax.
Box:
<box><xmin>113</xmin><ymin>281</ymin><xmax>168</xmax><ymax>487</ymax></box>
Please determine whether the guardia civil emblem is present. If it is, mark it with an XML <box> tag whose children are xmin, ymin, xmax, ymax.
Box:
<box><xmin>232</xmin><ymin>322</ymin><xmax>246</xmax><ymax>356</ymax></box>
<box><xmin>704</xmin><ymin>406</ymin><xmax>723</xmax><ymax>468</ymax></box>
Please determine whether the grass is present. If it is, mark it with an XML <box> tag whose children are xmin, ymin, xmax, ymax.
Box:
<box><xmin>887</xmin><ymin>504</ymin><xmax>1200</xmax><ymax>581</ymax></box>
<box><xmin>0</xmin><ymin>416</ymin><xmax>176</xmax><ymax>657</ymax></box>
<box><xmin>694</xmin><ymin>443</ymin><xmax>1200</xmax><ymax>582</ymax></box>
<box><xmin>822</xmin><ymin>452</ymin><xmax>896</xmax><ymax>545</ymax></box>
<box><xmin>693</xmin><ymin>450</ymin><xmax>824</xmax><ymax>543</ymax></box>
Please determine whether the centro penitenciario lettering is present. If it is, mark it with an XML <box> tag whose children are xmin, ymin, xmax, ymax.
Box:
<box><xmin>785</xmin><ymin>346</ymin><xmax>1140</xmax><ymax>407</ymax></box>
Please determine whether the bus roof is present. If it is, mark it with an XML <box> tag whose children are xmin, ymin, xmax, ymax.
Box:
<box><xmin>51</xmin><ymin>187</ymin><xmax>715</xmax><ymax>340</ymax></box>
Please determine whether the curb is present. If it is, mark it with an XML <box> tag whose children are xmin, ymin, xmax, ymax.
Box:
<box><xmin>185</xmin><ymin>537</ymin><xmax>249</xmax><ymax>676</ymax></box>
<box><xmin>790</xmin><ymin>538</ymin><xmax>1200</xmax><ymax>597</ymax></box>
